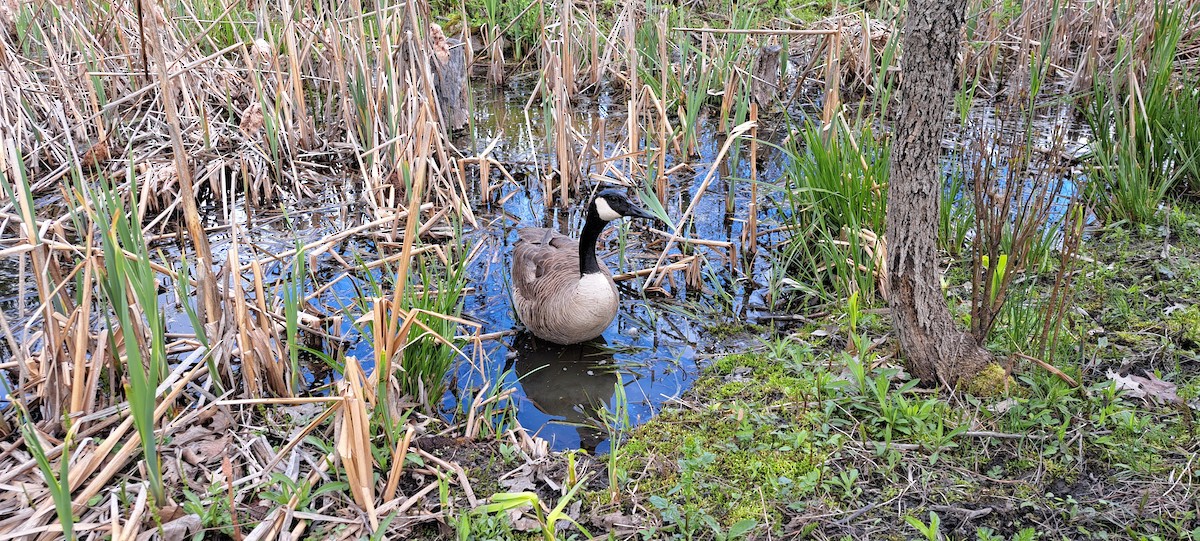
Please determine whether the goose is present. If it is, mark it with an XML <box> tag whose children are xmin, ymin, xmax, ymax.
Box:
<box><xmin>511</xmin><ymin>189</ymin><xmax>658</xmax><ymax>344</ymax></box>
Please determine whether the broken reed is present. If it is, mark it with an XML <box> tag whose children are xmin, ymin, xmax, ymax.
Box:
<box><xmin>1</xmin><ymin>0</ymin><xmax>482</xmax><ymax>532</ymax></box>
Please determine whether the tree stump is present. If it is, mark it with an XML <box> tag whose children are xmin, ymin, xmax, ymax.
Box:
<box><xmin>751</xmin><ymin>45</ymin><xmax>783</xmax><ymax>108</ymax></box>
<box><xmin>430</xmin><ymin>25</ymin><xmax>468</xmax><ymax>131</ymax></box>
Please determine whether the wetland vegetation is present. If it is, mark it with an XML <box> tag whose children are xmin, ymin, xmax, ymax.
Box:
<box><xmin>1</xmin><ymin>0</ymin><xmax>1199</xmax><ymax>539</ymax></box>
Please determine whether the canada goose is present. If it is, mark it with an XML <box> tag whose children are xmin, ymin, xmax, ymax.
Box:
<box><xmin>511</xmin><ymin>189</ymin><xmax>658</xmax><ymax>344</ymax></box>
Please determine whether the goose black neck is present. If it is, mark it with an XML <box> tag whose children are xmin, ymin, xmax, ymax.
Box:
<box><xmin>578</xmin><ymin>211</ymin><xmax>608</xmax><ymax>276</ymax></box>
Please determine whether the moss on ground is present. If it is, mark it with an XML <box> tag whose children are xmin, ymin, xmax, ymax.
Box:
<box><xmin>960</xmin><ymin>362</ymin><xmax>1010</xmax><ymax>397</ymax></box>
<box><xmin>588</xmin><ymin>205</ymin><xmax>1200</xmax><ymax>540</ymax></box>
<box><xmin>608</xmin><ymin>350</ymin><xmax>824</xmax><ymax>528</ymax></box>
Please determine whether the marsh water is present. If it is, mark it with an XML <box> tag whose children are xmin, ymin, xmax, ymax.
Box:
<box><xmin>436</xmin><ymin>85</ymin><xmax>795</xmax><ymax>451</ymax></box>
<box><xmin>0</xmin><ymin>84</ymin><xmax>1088</xmax><ymax>452</ymax></box>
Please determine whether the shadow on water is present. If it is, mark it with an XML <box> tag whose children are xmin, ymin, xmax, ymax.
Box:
<box><xmin>506</xmin><ymin>334</ymin><xmax>618</xmax><ymax>454</ymax></box>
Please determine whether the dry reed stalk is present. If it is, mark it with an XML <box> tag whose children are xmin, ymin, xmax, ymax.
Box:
<box><xmin>656</xmin><ymin>10</ymin><xmax>668</xmax><ymax>205</ymax></box>
<box><xmin>413</xmin><ymin>447</ymin><xmax>478</xmax><ymax>507</ymax></box>
<box><xmin>335</xmin><ymin>354</ymin><xmax>378</xmax><ymax>530</ymax></box>
<box><xmin>141</xmin><ymin>0</ymin><xmax>220</xmax><ymax>331</ymax></box>
<box><xmin>280</xmin><ymin>0</ymin><xmax>313</xmax><ymax>151</ymax></box>
<box><xmin>382</xmin><ymin>114</ymin><xmax>432</xmax><ymax>390</ymax></box>
<box><xmin>822</xmin><ymin>19</ymin><xmax>842</xmax><ymax>131</ymax></box>
<box><xmin>1012</xmin><ymin>352</ymin><xmax>1079</xmax><ymax>387</ymax></box>
<box><xmin>2</xmin><ymin>147</ymin><xmax>66</xmax><ymax>420</ymax></box>
<box><xmin>463</xmin><ymin>386</ymin><xmax>515</xmax><ymax>438</ymax></box>
<box><xmin>119</xmin><ymin>484</ymin><xmax>149</xmax><ymax>541</ymax></box>
<box><xmin>369</xmin><ymin>298</ymin><xmax>400</xmax><ymax>406</ymax></box>
<box><xmin>249</xmin><ymin>258</ymin><xmax>274</xmax><ymax>344</ymax></box>
<box><xmin>644</xmin><ymin>120</ymin><xmax>756</xmax><ymax>288</ymax></box>
<box><xmin>589</xmin><ymin>0</ymin><xmax>600</xmax><ymax>85</ymax></box>
<box><xmin>230</xmin><ymin>226</ymin><xmax>290</xmax><ymax>397</ymax></box>
<box><xmin>230</xmin><ymin>234</ymin><xmax>260</xmax><ymax>398</ymax></box>
<box><xmin>719</xmin><ymin>64</ymin><xmax>735</xmax><ymax>136</ymax></box>
<box><xmin>68</xmin><ymin>245</ymin><xmax>95</xmax><ymax>417</ymax></box>
<box><xmin>745</xmin><ymin>103</ymin><xmax>759</xmax><ymax>254</ymax></box>
<box><xmin>612</xmin><ymin>255</ymin><xmax>696</xmax><ymax>281</ymax></box>
<box><xmin>383</xmin><ymin>424</ymin><xmax>416</xmax><ymax>501</ymax></box>
<box><xmin>591</xmin><ymin>4</ymin><xmax>627</xmax><ymax>85</ymax></box>
<box><xmin>562</xmin><ymin>0</ymin><xmax>575</xmax><ymax>96</ymax></box>
<box><xmin>849</xmin><ymin>228</ymin><xmax>888</xmax><ymax>300</ymax></box>
<box><xmin>625</xmin><ymin>0</ymin><xmax>640</xmax><ymax>178</ymax></box>
<box><xmin>553</xmin><ymin>51</ymin><xmax>577</xmax><ymax>207</ymax></box>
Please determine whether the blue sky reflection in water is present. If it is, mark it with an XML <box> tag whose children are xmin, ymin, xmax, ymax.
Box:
<box><xmin>0</xmin><ymin>92</ymin><xmax>1089</xmax><ymax>451</ymax></box>
<box><xmin>439</xmin><ymin>87</ymin><xmax>790</xmax><ymax>452</ymax></box>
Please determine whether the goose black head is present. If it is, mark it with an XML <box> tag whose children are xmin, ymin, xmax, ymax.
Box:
<box><xmin>590</xmin><ymin>189</ymin><xmax>658</xmax><ymax>223</ymax></box>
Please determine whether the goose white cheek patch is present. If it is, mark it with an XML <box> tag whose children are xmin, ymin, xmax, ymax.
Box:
<box><xmin>594</xmin><ymin>198</ymin><xmax>621</xmax><ymax>221</ymax></box>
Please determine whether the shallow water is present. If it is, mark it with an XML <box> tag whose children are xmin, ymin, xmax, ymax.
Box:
<box><xmin>0</xmin><ymin>85</ymin><xmax>1089</xmax><ymax>451</ymax></box>
<box><xmin>437</xmin><ymin>85</ymin><xmax>791</xmax><ymax>452</ymax></box>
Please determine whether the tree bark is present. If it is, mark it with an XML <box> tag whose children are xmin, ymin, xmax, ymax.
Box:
<box><xmin>886</xmin><ymin>0</ymin><xmax>993</xmax><ymax>388</ymax></box>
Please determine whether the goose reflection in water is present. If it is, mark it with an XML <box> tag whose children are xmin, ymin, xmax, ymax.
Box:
<box><xmin>508</xmin><ymin>333</ymin><xmax>619</xmax><ymax>453</ymax></box>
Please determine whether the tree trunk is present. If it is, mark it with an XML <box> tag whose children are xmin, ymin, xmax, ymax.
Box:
<box><xmin>886</xmin><ymin>0</ymin><xmax>993</xmax><ymax>388</ymax></box>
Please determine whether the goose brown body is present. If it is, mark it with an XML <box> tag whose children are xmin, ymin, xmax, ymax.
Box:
<box><xmin>511</xmin><ymin>228</ymin><xmax>619</xmax><ymax>345</ymax></box>
<box><xmin>509</xmin><ymin>189</ymin><xmax>658</xmax><ymax>345</ymax></box>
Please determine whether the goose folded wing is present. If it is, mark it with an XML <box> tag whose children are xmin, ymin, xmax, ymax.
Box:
<box><xmin>513</xmin><ymin>228</ymin><xmax>579</xmax><ymax>288</ymax></box>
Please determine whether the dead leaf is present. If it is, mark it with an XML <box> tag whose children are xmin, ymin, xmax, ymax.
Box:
<box><xmin>512</xmin><ymin>515</ymin><xmax>542</xmax><ymax>532</ymax></box>
<box><xmin>430</xmin><ymin>23</ymin><xmax>450</xmax><ymax>65</ymax></box>
<box><xmin>1107</xmin><ymin>370</ymin><xmax>1182</xmax><ymax>404</ymax></box>
<box><xmin>172</xmin><ymin>425</ymin><xmax>212</xmax><ymax>447</ymax></box>
<box><xmin>1132</xmin><ymin>371</ymin><xmax>1182</xmax><ymax>404</ymax></box>
<box><xmin>1108</xmin><ymin>370</ymin><xmax>1146</xmax><ymax>398</ymax></box>
<box><xmin>0</xmin><ymin>0</ymin><xmax>18</xmax><ymax>38</ymax></box>
<box><xmin>136</xmin><ymin>513</ymin><xmax>201</xmax><ymax>541</ymax></box>
<box><xmin>555</xmin><ymin>500</ymin><xmax>582</xmax><ymax>531</ymax></box>
<box><xmin>251</xmin><ymin>38</ymin><xmax>273</xmax><ymax>64</ymax></box>
<box><xmin>81</xmin><ymin>140</ymin><xmax>109</xmax><ymax>168</ymax></box>
<box><xmin>989</xmin><ymin>398</ymin><xmax>1018</xmax><ymax>415</ymax></box>
<box><xmin>281</xmin><ymin>403</ymin><xmax>323</xmax><ymax>424</ymax></box>
<box><xmin>499</xmin><ymin>463</ymin><xmax>539</xmax><ymax>493</ymax></box>
<box><xmin>591</xmin><ymin>510</ymin><xmax>642</xmax><ymax>531</ymax></box>
<box><xmin>199</xmin><ymin>408</ymin><xmax>234</xmax><ymax>432</ymax></box>
<box><xmin>185</xmin><ymin>436</ymin><xmax>232</xmax><ymax>465</ymax></box>
<box><xmin>724</xmin><ymin>367</ymin><xmax>753</xmax><ymax>383</ymax></box>
<box><xmin>240</xmin><ymin>102</ymin><xmax>264</xmax><ymax>137</ymax></box>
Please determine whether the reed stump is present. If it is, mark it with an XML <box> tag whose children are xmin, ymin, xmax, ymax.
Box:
<box><xmin>752</xmin><ymin>45</ymin><xmax>783</xmax><ymax>108</ymax></box>
<box><xmin>432</xmin><ymin>32</ymin><xmax>469</xmax><ymax>131</ymax></box>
